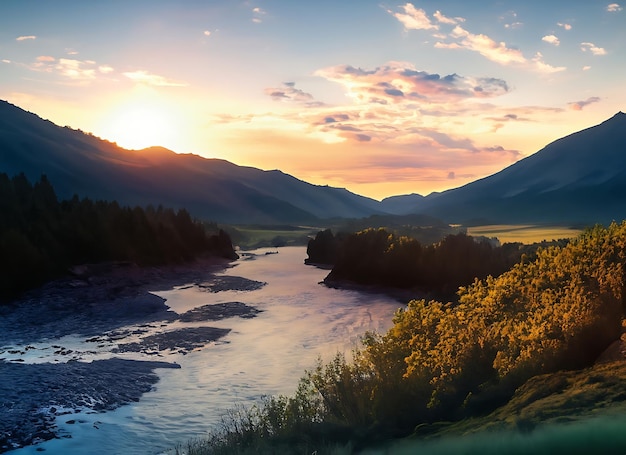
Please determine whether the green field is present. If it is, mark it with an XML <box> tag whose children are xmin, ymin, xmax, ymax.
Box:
<box><xmin>226</xmin><ymin>225</ymin><xmax>319</xmax><ymax>250</ymax></box>
<box><xmin>467</xmin><ymin>224</ymin><xmax>584</xmax><ymax>244</ymax></box>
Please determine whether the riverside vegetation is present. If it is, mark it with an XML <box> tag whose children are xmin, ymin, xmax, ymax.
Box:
<box><xmin>182</xmin><ymin>222</ymin><xmax>626</xmax><ymax>454</ymax></box>
<box><xmin>309</xmin><ymin>227</ymin><xmax>568</xmax><ymax>298</ymax></box>
<box><xmin>0</xmin><ymin>172</ymin><xmax>237</xmax><ymax>301</ymax></box>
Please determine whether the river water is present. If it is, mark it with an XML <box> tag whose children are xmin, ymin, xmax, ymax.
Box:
<box><xmin>10</xmin><ymin>247</ymin><xmax>403</xmax><ymax>454</ymax></box>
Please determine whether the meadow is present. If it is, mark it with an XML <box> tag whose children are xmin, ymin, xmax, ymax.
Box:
<box><xmin>466</xmin><ymin>224</ymin><xmax>583</xmax><ymax>244</ymax></box>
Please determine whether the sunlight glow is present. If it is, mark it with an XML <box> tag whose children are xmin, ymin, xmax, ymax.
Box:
<box><xmin>99</xmin><ymin>94</ymin><xmax>185</xmax><ymax>151</ymax></box>
<box><xmin>107</xmin><ymin>106</ymin><xmax>176</xmax><ymax>150</ymax></box>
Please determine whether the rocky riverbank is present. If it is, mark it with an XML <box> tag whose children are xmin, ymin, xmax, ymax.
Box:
<box><xmin>0</xmin><ymin>359</ymin><xmax>179</xmax><ymax>452</ymax></box>
<box><xmin>0</xmin><ymin>258</ymin><xmax>266</xmax><ymax>453</ymax></box>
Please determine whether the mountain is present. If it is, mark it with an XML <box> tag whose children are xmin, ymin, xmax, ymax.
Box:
<box><xmin>413</xmin><ymin>112</ymin><xmax>626</xmax><ymax>225</ymax></box>
<box><xmin>0</xmin><ymin>100</ymin><xmax>384</xmax><ymax>224</ymax></box>
<box><xmin>379</xmin><ymin>193</ymin><xmax>425</xmax><ymax>215</ymax></box>
<box><xmin>5</xmin><ymin>99</ymin><xmax>625</xmax><ymax>227</ymax></box>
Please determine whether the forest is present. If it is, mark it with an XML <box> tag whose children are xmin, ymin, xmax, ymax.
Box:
<box><xmin>188</xmin><ymin>222</ymin><xmax>626</xmax><ymax>454</ymax></box>
<box><xmin>0</xmin><ymin>172</ymin><xmax>237</xmax><ymax>301</ymax></box>
<box><xmin>309</xmin><ymin>227</ymin><xmax>568</xmax><ymax>299</ymax></box>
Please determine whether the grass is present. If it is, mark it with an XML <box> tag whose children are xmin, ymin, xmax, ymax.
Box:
<box><xmin>466</xmin><ymin>224</ymin><xmax>583</xmax><ymax>244</ymax></box>
<box><xmin>224</xmin><ymin>225</ymin><xmax>319</xmax><ymax>250</ymax></box>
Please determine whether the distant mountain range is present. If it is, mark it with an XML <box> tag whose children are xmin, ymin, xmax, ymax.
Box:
<box><xmin>1</xmin><ymin>99</ymin><xmax>625</xmax><ymax>226</ymax></box>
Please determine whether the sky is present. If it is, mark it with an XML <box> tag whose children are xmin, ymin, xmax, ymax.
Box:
<box><xmin>1</xmin><ymin>1</ymin><xmax>625</xmax><ymax>200</ymax></box>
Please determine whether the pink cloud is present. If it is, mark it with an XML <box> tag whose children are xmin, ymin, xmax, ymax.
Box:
<box><xmin>568</xmin><ymin>96</ymin><xmax>601</xmax><ymax>110</ymax></box>
<box><xmin>264</xmin><ymin>82</ymin><xmax>323</xmax><ymax>107</ymax></box>
<box><xmin>315</xmin><ymin>62</ymin><xmax>509</xmax><ymax>105</ymax></box>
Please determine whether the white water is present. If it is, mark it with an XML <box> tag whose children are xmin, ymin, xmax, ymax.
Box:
<box><xmin>10</xmin><ymin>247</ymin><xmax>402</xmax><ymax>455</ymax></box>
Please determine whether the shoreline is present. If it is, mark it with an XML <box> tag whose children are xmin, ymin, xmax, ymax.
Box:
<box><xmin>0</xmin><ymin>255</ymin><xmax>266</xmax><ymax>453</ymax></box>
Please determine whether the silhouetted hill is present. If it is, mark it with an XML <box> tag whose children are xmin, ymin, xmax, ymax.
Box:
<box><xmin>0</xmin><ymin>100</ymin><xmax>384</xmax><ymax>224</ymax></box>
<box><xmin>379</xmin><ymin>193</ymin><xmax>425</xmax><ymax>215</ymax></box>
<box><xmin>412</xmin><ymin>112</ymin><xmax>626</xmax><ymax>225</ymax></box>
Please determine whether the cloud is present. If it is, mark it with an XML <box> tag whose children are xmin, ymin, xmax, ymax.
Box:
<box><xmin>486</xmin><ymin>113</ymin><xmax>530</xmax><ymax>123</ymax></box>
<box><xmin>315</xmin><ymin>62</ymin><xmax>509</xmax><ymax>105</ymax></box>
<box><xmin>449</xmin><ymin>25</ymin><xmax>525</xmax><ymax>64</ymax></box>
<box><xmin>56</xmin><ymin>58</ymin><xmax>97</xmax><ymax>80</ymax></box>
<box><xmin>433</xmin><ymin>10</ymin><xmax>464</xmax><ymax>25</ymax></box>
<box><xmin>16</xmin><ymin>35</ymin><xmax>36</xmax><ymax>41</ymax></box>
<box><xmin>25</xmin><ymin>55</ymin><xmax>102</xmax><ymax>82</ymax></box>
<box><xmin>500</xmin><ymin>11</ymin><xmax>523</xmax><ymax>29</ymax></box>
<box><xmin>98</xmin><ymin>65</ymin><xmax>114</xmax><ymax>74</ymax></box>
<box><xmin>264</xmin><ymin>82</ymin><xmax>323</xmax><ymax>107</ymax></box>
<box><xmin>389</xmin><ymin>4</ymin><xmax>563</xmax><ymax>73</ymax></box>
<box><xmin>203</xmin><ymin>30</ymin><xmax>211</xmax><ymax>36</ymax></box>
<box><xmin>583</xmin><ymin>65</ymin><xmax>591</xmax><ymax>70</ymax></box>
<box><xmin>360</xmin><ymin>136</ymin><xmax>522</xmax><ymax>177</ymax></box>
<box><xmin>252</xmin><ymin>6</ymin><xmax>266</xmax><ymax>23</ymax></box>
<box><xmin>542</xmin><ymin>35</ymin><xmax>560</xmax><ymax>46</ymax></box>
<box><xmin>388</xmin><ymin>3</ymin><xmax>438</xmax><ymax>30</ymax></box>
<box><xmin>607</xmin><ymin>3</ymin><xmax>623</xmax><ymax>12</ymax></box>
<box><xmin>2</xmin><ymin>59</ymin><xmax>11</xmax><ymax>64</ymax></box>
<box><xmin>580</xmin><ymin>42</ymin><xmax>607</xmax><ymax>55</ymax></box>
<box><xmin>568</xmin><ymin>96</ymin><xmax>601</xmax><ymax>110</ymax></box>
<box><xmin>442</xmin><ymin>25</ymin><xmax>565</xmax><ymax>73</ymax></box>
<box><xmin>557</xmin><ymin>22</ymin><xmax>572</xmax><ymax>30</ymax></box>
<box><xmin>320</xmin><ymin>114</ymin><xmax>351</xmax><ymax>124</ymax></box>
<box><xmin>123</xmin><ymin>70</ymin><xmax>188</xmax><ymax>87</ymax></box>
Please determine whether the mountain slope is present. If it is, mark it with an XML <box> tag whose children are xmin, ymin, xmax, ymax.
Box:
<box><xmin>0</xmin><ymin>100</ymin><xmax>384</xmax><ymax>224</ymax></box>
<box><xmin>414</xmin><ymin>112</ymin><xmax>626</xmax><ymax>225</ymax></box>
<box><xmin>379</xmin><ymin>193</ymin><xmax>425</xmax><ymax>215</ymax></box>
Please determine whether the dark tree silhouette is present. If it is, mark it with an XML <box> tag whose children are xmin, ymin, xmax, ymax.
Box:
<box><xmin>0</xmin><ymin>172</ymin><xmax>238</xmax><ymax>301</ymax></box>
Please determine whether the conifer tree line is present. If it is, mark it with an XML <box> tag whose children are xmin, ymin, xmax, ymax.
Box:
<box><xmin>309</xmin><ymin>227</ymin><xmax>568</xmax><ymax>298</ymax></box>
<box><xmin>0</xmin><ymin>172</ymin><xmax>236</xmax><ymax>301</ymax></box>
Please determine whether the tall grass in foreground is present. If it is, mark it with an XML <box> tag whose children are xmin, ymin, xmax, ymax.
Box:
<box><xmin>376</xmin><ymin>412</ymin><xmax>626</xmax><ymax>455</ymax></box>
<box><xmin>177</xmin><ymin>410</ymin><xmax>626</xmax><ymax>455</ymax></box>
<box><xmin>173</xmin><ymin>399</ymin><xmax>351</xmax><ymax>455</ymax></box>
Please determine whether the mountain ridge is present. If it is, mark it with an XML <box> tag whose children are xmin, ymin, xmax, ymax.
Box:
<box><xmin>0</xmin><ymin>100</ymin><xmax>385</xmax><ymax>224</ymax></box>
<box><xmin>414</xmin><ymin>111</ymin><xmax>626</xmax><ymax>225</ymax></box>
<box><xmin>2</xmin><ymin>99</ymin><xmax>626</xmax><ymax>226</ymax></box>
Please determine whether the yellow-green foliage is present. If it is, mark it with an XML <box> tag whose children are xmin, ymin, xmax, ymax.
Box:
<box><xmin>378</xmin><ymin>222</ymin><xmax>626</xmax><ymax>415</ymax></box>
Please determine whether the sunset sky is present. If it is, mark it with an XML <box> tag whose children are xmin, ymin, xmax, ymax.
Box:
<box><xmin>1</xmin><ymin>1</ymin><xmax>624</xmax><ymax>200</ymax></box>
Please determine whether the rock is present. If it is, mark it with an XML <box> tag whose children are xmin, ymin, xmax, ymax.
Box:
<box><xmin>113</xmin><ymin>327</ymin><xmax>231</xmax><ymax>355</ymax></box>
<box><xmin>178</xmin><ymin>302</ymin><xmax>261</xmax><ymax>322</ymax></box>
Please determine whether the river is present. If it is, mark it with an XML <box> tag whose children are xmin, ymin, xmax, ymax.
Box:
<box><xmin>8</xmin><ymin>247</ymin><xmax>403</xmax><ymax>454</ymax></box>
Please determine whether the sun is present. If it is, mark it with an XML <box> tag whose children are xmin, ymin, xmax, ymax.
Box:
<box><xmin>99</xmin><ymin>96</ymin><xmax>185</xmax><ymax>151</ymax></box>
<box><xmin>109</xmin><ymin>105</ymin><xmax>178</xmax><ymax>150</ymax></box>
